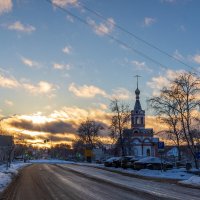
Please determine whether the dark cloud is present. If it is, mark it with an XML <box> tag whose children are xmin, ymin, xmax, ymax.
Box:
<box><xmin>9</xmin><ymin>119</ymin><xmax>76</xmax><ymax>134</ymax></box>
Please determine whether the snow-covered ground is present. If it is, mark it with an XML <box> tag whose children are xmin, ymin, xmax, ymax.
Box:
<box><xmin>30</xmin><ymin>159</ymin><xmax>200</xmax><ymax>187</ymax></box>
<box><xmin>74</xmin><ymin>162</ymin><xmax>200</xmax><ymax>187</ymax></box>
<box><xmin>0</xmin><ymin>162</ymin><xmax>29</xmax><ymax>192</ymax></box>
<box><xmin>179</xmin><ymin>176</ymin><xmax>200</xmax><ymax>187</ymax></box>
<box><xmin>0</xmin><ymin>159</ymin><xmax>199</xmax><ymax>194</ymax></box>
<box><xmin>58</xmin><ymin>164</ymin><xmax>200</xmax><ymax>200</ymax></box>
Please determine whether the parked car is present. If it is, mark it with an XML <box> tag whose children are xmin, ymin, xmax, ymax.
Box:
<box><xmin>134</xmin><ymin>157</ymin><xmax>173</xmax><ymax>170</ymax></box>
<box><xmin>104</xmin><ymin>157</ymin><xmax>121</xmax><ymax>167</ymax></box>
<box><xmin>121</xmin><ymin>156</ymin><xmax>135</xmax><ymax>169</ymax></box>
<box><xmin>112</xmin><ymin>157</ymin><xmax>122</xmax><ymax>168</ymax></box>
<box><xmin>129</xmin><ymin>156</ymin><xmax>145</xmax><ymax>169</ymax></box>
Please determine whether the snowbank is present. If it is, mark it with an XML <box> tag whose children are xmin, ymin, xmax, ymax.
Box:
<box><xmin>0</xmin><ymin>172</ymin><xmax>11</xmax><ymax>192</ymax></box>
<box><xmin>75</xmin><ymin>162</ymin><xmax>200</xmax><ymax>186</ymax></box>
<box><xmin>0</xmin><ymin>162</ymin><xmax>29</xmax><ymax>192</ymax></box>
<box><xmin>179</xmin><ymin>176</ymin><xmax>200</xmax><ymax>187</ymax></box>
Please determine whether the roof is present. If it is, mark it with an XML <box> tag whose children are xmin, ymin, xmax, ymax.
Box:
<box><xmin>134</xmin><ymin>99</ymin><xmax>142</xmax><ymax>111</ymax></box>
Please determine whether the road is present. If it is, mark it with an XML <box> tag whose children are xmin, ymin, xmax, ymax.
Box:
<box><xmin>0</xmin><ymin>164</ymin><xmax>199</xmax><ymax>200</ymax></box>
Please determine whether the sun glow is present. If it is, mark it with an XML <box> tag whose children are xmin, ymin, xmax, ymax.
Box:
<box><xmin>19</xmin><ymin>113</ymin><xmax>54</xmax><ymax>124</ymax></box>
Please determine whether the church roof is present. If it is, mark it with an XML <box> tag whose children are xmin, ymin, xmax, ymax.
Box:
<box><xmin>134</xmin><ymin>99</ymin><xmax>142</xmax><ymax>111</ymax></box>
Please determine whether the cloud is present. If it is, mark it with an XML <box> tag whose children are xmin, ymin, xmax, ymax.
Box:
<box><xmin>21</xmin><ymin>57</ymin><xmax>39</xmax><ymax>68</ymax></box>
<box><xmin>53</xmin><ymin>63</ymin><xmax>71</xmax><ymax>70</ymax></box>
<box><xmin>131</xmin><ymin>60</ymin><xmax>152</xmax><ymax>72</ymax></box>
<box><xmin>5</xmin><ymin>100</ymin><xmax>14</xmax><ymax>107</ymax></box>
<box><xmin>8</xmin><ymin>106</ymin><xmax>111</xmax><ymax>134</ymax></box>
<box><xmin>52</xmin><ymin>0</ymin><xmax>77</xmax><ymax>8</ymax></box>
<box><xmin>99</xmin><ymin>103</ymin><xmax>108</xmax><ymax>110</ymax></box>
<box><xmin>4</xmin><ymin>104</ymin><xmax>173</xmax><ymax>146</ymax></box>
<box><xmin>8</xmin><ymin>21</ymin><xmax>36</xmax><ymax>33</ymax></box>
<box><xmin>10</xmin><ymin>118</ymin><xmax>76</xmax><ymax>134</ymax></box>
<box><xmin>0</xmin><ymin>0</ymin><xmax>12</xmax><ymax>15</ymax></box>
<box><xmin>147</xmin><ymin>69</ymin><xmax>185</xmax><ymax>95</ymax></box>
<box><xmin>192</xmin><ymin>54</ymin><xmax>200</xmax><ymax>64</ymax></box>
<box><xmin>144</xmin><ymin>17</ymin><xmax>156</xmax><ymax>27</ymax></box>
<box><xmin>0</xmin><ymin>73</ymin><xmax>57</xmax><ymax>96</ymax></box>
<box><xmin>0</xmin><ymin>74</ymin><xmax>20</xmax><ymax>88</ymax></box>
<box><xmin>68</xmin><ymin>82</ymin><xmax>132</xmax><ymax>100</ymax></box>
<box><xmin>111</xmin><ymin>88</ymin><xmax>132</xmax><ymax>100</ymax></box>
<box><xmin>87</xmin><ymin>17</ymin><xmax>115</xmax><ymax>36</ymax></box>
<box><xmin>22</xmin><ymin>81</ymin><xmax>57</xmax><ymax>96</ymax></box>
<box><xmin>69</xmin><ymin>83</ymin><xmax>107</xmax><ymax>98</ymax></box>
<box><xmin>50</xmin><ymin>106</ymin><xmax>111</xmax><ymax>126</ymax></box>
<box><xmin>62</xmin><ymin>45</ymin><xmax>72</xmax><ymax>54</ymax></box>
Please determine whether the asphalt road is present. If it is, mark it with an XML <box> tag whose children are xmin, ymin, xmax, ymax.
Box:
<box><xmin>0</xmin><ymin>164</ymin><xmax>199</xmax><ymax>200</ymax></box>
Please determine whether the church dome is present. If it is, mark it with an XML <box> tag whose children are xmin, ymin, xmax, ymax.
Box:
<box><xmin>135</xmin><ymin>88</ymin><xmax>140</xmax><ymax>95</ymax></box>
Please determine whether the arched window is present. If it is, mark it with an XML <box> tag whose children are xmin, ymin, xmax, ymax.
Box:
<box><xmin>133</xmin><ymin>148</ymin><xmax>138</xmax><ymax>156</ymax></box>
<box><xmin>146</xmin><ymin>149</ymin><xmax>151</xmax><ymax>156</ymax></box>
<box><xmin>141</xmin><ymin>117</ymin><xmax>143</xmax><ymax>124</ymax></box>
<box><xmin>135</xmin><ymin>117</ymin><xmax>138</xmax><ymax>124</ymax></box>
<box><xmin>137</xmin><ymin>117</ymin><xmax>140</xmax><ymax>124</ymax></box>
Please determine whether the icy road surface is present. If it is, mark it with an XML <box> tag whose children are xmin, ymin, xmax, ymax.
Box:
<box><xmin>1</xmin><ymin>164</ymin><xmax>199</xmax><ymax>200</ymax></box>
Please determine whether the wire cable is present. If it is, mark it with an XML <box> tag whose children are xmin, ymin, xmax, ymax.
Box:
<box><xmin>78</xmin><ymin>1</ymin><xmax>197</xmax><ymax>72</ymax></box>
<box><xmin>45</xmin><ymin>0</ymin><xmax>198</xmax><ymax>73</ymax></box>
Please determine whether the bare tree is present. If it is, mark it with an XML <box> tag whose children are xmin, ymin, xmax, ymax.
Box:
<box><xmin>77</xmin><ymin>119</ymin><xmax>103</xmax><ymax>149</ymax></box>
<box><xmin>148</xmin><ymin>87</ymin><xmax>183</xmax><ymax>160</ymax></box>
<box><xmin>110</xmin><ymin>99</ymin><xmax>130</xmax><ymax>156</ymax></box>
<box><xmin>169</xmin><ymin>72</ymin><xmax>200</xmax><ymax>168</ymax></box>
<box><xmin>149</xmin><ymin>72</ymin><xmax>200</xmax><ymax>168</ymax></box>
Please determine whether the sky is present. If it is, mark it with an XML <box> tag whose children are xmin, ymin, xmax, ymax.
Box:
<box><xmin>0</xmin><ymin>0</ymin><xmax>200</xmax><ymax>147</ymax></box>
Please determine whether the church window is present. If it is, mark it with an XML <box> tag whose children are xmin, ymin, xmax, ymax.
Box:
<box><xmin>141</xmin><ymin>117</ymin><xmax>143</xmax><ymax>124</ymax></box>
<box><xmin>137</xmin><ymin>117</ymin><xmax>140</xmax><ymax>124</ymax></box>
<box><xmin>135</xmin><ymin>117</ymin><xmax>138</xmax><ymax>124</ymax></box>
<box><xmin>146</xmin><ymin>149</ymin><xmax>151</xmax><ymax>156</ymax></box>
<box><xmin>133</xmin><ymin>148</ymin><xmax>138</xmax><ymax>156</ymax></box>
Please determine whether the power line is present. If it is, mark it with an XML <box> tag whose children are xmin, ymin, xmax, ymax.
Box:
<box><xmin>45</xmin><ymin>0</ymin><xmax>198</xmax><ymax>73</ymax></box>
<box><xmin>45</xmin><ymin>0</ymin><xmax>168</xmax><ymax>69</ymax></box>
<box><xmin>78</xmin><ymin>1</ymin><xmax>198</xmax><ymax>73</ymax></box>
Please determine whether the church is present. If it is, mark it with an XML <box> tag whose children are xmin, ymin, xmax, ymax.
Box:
<box><xmin>123</xmin><ymin>79</ymin><xmax>159</xmax><ymax>157</ymax></box>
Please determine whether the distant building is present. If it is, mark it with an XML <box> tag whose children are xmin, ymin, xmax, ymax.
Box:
<box><xmin>123</xmin><ymin>79</ymin><xmax>159</xmax><ymax>157</ymax></box>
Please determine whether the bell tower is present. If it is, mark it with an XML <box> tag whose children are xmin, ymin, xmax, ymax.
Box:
<box><xmin>131</xmin><ymin>75</ymin><xmax>145</xmax><ymax>129</ymax></box>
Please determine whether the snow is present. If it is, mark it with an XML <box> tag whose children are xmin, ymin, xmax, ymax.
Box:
<box><xmin>58</xmin><ymin>164</ymin><xmax>200</xmax><ymax>200</ymax></box>
<box><xmin>0</xmin><ymin>162</ymin><xmax>29</xmax><ymax>192</ymax></box>
<box><xmin>74</xmin><ymin>162</ymin><xmax>200</xmax><ymax>187</ymax></box>
<box><xmin>179</xmin><ymin>176</ymin><xmax>200</xmax><ymax>187</ymax></box>
<box><xmin>1</xmin><ymin>159</ymin><xmax>200</xmax><ymax>194</ymax></box>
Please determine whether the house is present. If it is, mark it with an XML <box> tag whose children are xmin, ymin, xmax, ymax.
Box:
<box><xmin>123</xmin><ymin>82</ymin><xmax>159</xmax><ymax>157</ymax></box>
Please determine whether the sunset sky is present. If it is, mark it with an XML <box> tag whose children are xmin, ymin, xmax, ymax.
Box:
<box><xmin>0</xmin><ymin>0</ymin><xmax>200</xmax><ymax>146</ymax></box>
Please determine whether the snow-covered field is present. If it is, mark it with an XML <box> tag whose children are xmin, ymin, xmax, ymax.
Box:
<box><xmin>0</xmin><ymin>162</ymin><xmax>29</xmax><ymax>192</ymax></box>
